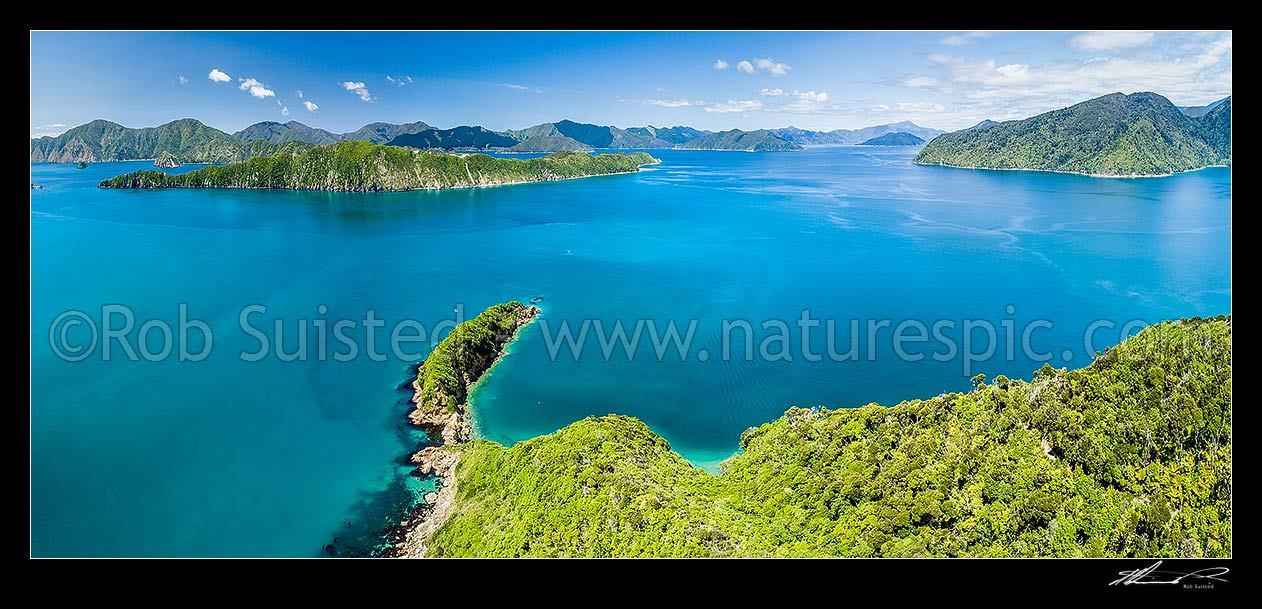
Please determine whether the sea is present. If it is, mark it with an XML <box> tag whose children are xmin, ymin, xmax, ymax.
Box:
<box><xmin>30</xmin><ymin>146</ymin><xmax>1231</xmax><ymax>556</ymax></box>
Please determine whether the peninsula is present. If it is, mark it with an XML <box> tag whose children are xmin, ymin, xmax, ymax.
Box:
<box><xmin>392</xmin><ymin>315</ymin><xmax>1231</xmax><ymax>558</ymax></box>
<box><xmin>98</xmin><ymin>142</ymin><xmax>657</xmax><ymax>192</ymax></box>
<box><xmin>390</xmin><ymin>301</ymin><xmax>540</xmax><ymax>556</ymax></box>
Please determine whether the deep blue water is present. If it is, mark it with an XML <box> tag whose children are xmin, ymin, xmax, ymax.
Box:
<box><xmin>30</xmin><ymin>148</ymin><xmax>1231</xmax><ymax>556</ymax></box>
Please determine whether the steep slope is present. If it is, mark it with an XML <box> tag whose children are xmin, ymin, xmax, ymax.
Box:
<box><xmin>507</xmin><ymin>135</ymin><xmax>593</xmax><ymax>153</ymax></box>
<box><xmin>625</xmin><ymin>125</ymin><xmax>710</xmax><ymax>145</ymax></box>
<box><xmin>30</xmin><ymin>118</ymin><xmax>241</xmax><ymax>163</ymax></box>
<box><xmin>339</xmin><ymin>121</ymin><xmax>433</xmax><ymax>144</ymax></box>
<box><xmin>233</xmin><ymin>120</ymin><xmax>341</xmax><ymax>145</ymax></box>
<box><xmin>385</xmin><ymin>126</ymin><xmax>517</xmax><ymax>150</ymax></box>
<box><xmin>423</xmin><ymin>317</ymin><xmax>1231</xmax><ymax>557</ymax></box>
<box><xmin>1196</xmin><ymin>97</ymin><xmax>1232</xmax><ymax>162</ymax></box>
<box><xmin>914</xmin><ymin>92</ymin><xmax>1228</xmax><ymax>175</ymax></box>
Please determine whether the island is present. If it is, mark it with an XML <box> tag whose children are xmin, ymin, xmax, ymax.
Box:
<box><xmin>859</xmin><ymin>132</ymin><xmax>925</xmax><ymax>146</ymax></box>
<box><xmin>387</xmin><ymin>314</ymin><xmax>1230</xmax><ymax>557</ymax></box>
<box><xmin>98</xmin><ymin>142</ymin><xmax>658</xmax><ymax>192</ymax></box>
<box><xmin>914</xmin><ymin>92</ymin><xmax>1232</xmax><ymax>176</ymax></box>
<box><xmin>153</xmin><ymin>151</ymin><xmax>180</xmax><ymax>168</ymax></box>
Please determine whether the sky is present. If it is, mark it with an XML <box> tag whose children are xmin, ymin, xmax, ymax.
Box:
<box><xmin>30</xmin><ymin>31</ymin><xmax>1232</xmax><ymax>137</ymax></box>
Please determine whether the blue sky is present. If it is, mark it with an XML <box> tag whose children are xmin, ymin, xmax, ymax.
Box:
<box><xmin>30</xmin><ymin>31</ymin><xmax>1232</xmax><ymax>137</ymax></box>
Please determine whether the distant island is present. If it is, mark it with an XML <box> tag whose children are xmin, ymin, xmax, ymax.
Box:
<box><xmin>915</xmin><ymin>92</ymin><xmax>1232</xmax><ymax>176</ymax></box>
<box><xmin>675</xmin><ymin>129</ymin><xmax>802</xmax><ymax>151</ymax></box>
<box><xmin>859</xmin><ymin>132</ymin><xmax>925</xmax><ymax>146</ymax></box>
<box><xmin>98</xmin><ymin>142</ymin><xmax>657</xmax><ymax>192</ymax></box>
<box><xmin>388</xmin><ymin>309</ymin><xmax>1230</xmax><ymax>558</ymax></box>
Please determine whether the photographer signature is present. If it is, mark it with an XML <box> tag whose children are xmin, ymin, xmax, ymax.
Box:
<box><xmin>1110</xmin><ymin>561</ymin><xmax>1230</xmax><ymax>586</ymax></box>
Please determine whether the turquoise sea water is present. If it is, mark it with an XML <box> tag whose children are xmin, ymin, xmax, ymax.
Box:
<box><xmin>30</xmin><ymin>147</ymin><xmax>1231</xmax><ymax>556</ymax></box>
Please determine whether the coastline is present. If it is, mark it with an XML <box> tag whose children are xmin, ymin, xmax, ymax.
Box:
<box><xmin>382</xmin><ymin>302</ymin><xmax>541</xmax><ymax>557</ymax></box>
<box><xmin>912</xmin><ymin>160</ymin><xmax>1231</xmax><ymax>179</ymax></box>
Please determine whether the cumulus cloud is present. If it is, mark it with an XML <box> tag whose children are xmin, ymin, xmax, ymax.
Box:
<box><xmin>281</xmin><ymin>106</ymin><xmax>290</xmax><ymax>116</ymax></box>
<box><xmin>341</xmin><ymin>81</ymin><xmax>374</xmax><ymax>102</ymax></box>
<box><xmin>644</xmin><ymin>99</ymin><xmax>695</xmax><ymax>107</ymax></box>
<box><xmin>704</xmin><ymin>99</ymin><xmax>762</xmax><ymax>113</ymax></box>
<box><xmin>736</xmin><ymin>60</ymin><xmax>755</xmax><ymax>74</ymax></box>
<box><xmin>713</xmin><ymin>59</ymin><xmax>729</xmax><ymax>70</ymax></box>
<box><xmin>778</xmin><ymin>90</ymin><xmax>842</xmax><ymax>114</ymax></box>
<box><xmin>303</xmin><ymin>100</ymin><xmax>318</xmax><ymax>112</ymax></box>
<box><xmin>899</xmin><ymin>75</ymin><xmax>940</xmax><ymax>88</ymax></box>
<box><xmin>1069</xmin><ymin>31</ymin><xmax>1155</xmax><ymax>51</ymax></box>
<box><xmin>902</xmin><ymin>32</ymin><xmax>1230</xmax><ymax>128</ymax></box>
<box><xmin>941</xmin><ymin>31</ymin><xmax>994</xmax><ymax>46</ymax></box>
<box><xmin>178</xmin><ymin>75</ymin><xmax>188</xmax><ymax>85</ymax></box>
<box><xmin>754</xmin><ymin>57</ymin><xmax>791</xmax><ymax>76</ymax></box>
<box><xmin>922</xmin><ymin>33</ymin><xmax>1230</xmax><ymax>105</ymax></box>
<box><xmin>238</xmin><ymin>77</ymin><xmax>276</xmax><ymax>99</ymax></box>
<box><xmin>759</xmin><ymin>88</ymin><xmax>785</xmax><ymax>96</ymax></box>
<box><xmin>208</xmin><ymin>68</ymin><xmax>232</xmax><ymax>83</ymax></box>
<box><xmin>295</xmin><ymin>90</ymin><xmax>303</xmax><ymax>98</ymax></box>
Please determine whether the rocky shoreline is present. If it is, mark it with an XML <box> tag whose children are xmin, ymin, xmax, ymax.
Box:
<box><xmin>381</xmin><ymin>302</ymin><xmax>540</xmax><ymax>557</ymax></box>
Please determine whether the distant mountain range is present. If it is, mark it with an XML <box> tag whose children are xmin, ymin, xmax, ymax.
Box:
<box><xmin>32</xmin><ymin>116</ymin><xmax>818</xmax><ymax>161</ymax></box>
<box><xmin>960</xmin><ymin>120</ymin><xmax>999</xmax><ymax>132</ymax></box>
<box><xmin>1178</xmin><ymin>97</ymin><xmax>1230</xmax><ymax>119</ymax></box>
<box><xmin>859</xmin><ymin>132</ymin><xmax>925</xmax><ymax>146</ymax></box>
<box><xmin>674</xmin><ymin>129</ymin><xmax>803</xmax><ymax>151</ymax></box>
<box><xmin>28</xmin><ymin>118</ymin><xmax>310</xmax><ymax>164</ymax></box>
<box><xmin>915</xmin><ymin>92</ymin><xmax>1232</xmax><ymax>176</ymax></box>
<box><xmin>770</xmin><ymin>121</ymin><xmax>944</xmax><ymax>145</ymax></box>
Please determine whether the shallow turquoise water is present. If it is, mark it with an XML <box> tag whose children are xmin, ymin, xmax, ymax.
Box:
<box><xmin>30</xmin><ymin>148</ymin><xmax>1231</xmax><ymax>556</ymax></box>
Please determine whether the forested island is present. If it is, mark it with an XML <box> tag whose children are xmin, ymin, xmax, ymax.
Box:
<box><xmin>392</xmin><ymin>312</ymin><xmax>1230</xmax><ymax>558</ymax></box>
<box><xmin>98</xmin><ymin>142</ymin><xmax>657</xmax><ymax>192</ymax></box>
<box><xmin>915</xmin><ymin>92</ymin><xmax>1231</xmax><ymax>176</ymax></box>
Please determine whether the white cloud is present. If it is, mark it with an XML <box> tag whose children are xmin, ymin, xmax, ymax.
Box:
<box><xmin>30</xmin><ymin>123</ymin><xmax>67</xmax><ymax>138</ymax></box>
<box><xmin>759</xmin><ymin>88</ymin><xmax>785</xmax><ymax>96</ymax></box>
<box><xmin>341</xmin><ymin>81</ymin><xmax>374</xmax><ymax>102</ymax></box>
<box><xmin>644</xmin><ymin>99</ymin><xmax>694</xmax><ymax>107</ymax></box>
<box><xmin>713</xmin><ymin>59</ymin><xmax>729</xmax><ymax>70</ymax></box>
<box><xmin>295</xmin><ymin>90</ymin><xmax>303</xmax><ymax>98</ymax></box>
<box><xmin>281</xmin><ymin>106</ymin><xmax>290</xmax><ymax>116</ymax></box>
<box><xmin>208</xmin><ymin>68</ymin><xmax>232</xmax><ymax>83</ymax></box>
<box><xmin>904</xmin><ymin>32</ymin><xmax>1231</xmax><ymax>128</ymax></box>
<box><xmin>501</xmin><ymin>82</ymin><xmax>542</xmax><ymax>93</ymax></box>
<box><xmin>704</xmin><ymin>99</ymin><xmax>762</xmax><ymax>113</ymax></box>
<box><xmin>923</xmin><ymin>33</ymin><xmax>1230</xmax><ymax>104</ymax></box>
<box><xmin>1069</xmin><ymin>31</ymin><xmax>1155</xmax><ymax>51</ymax></box>
<box><xmin>778</xmin><ymin>90</ymin><xmax>842</xmax><ymax>114</ymax></box>
<box><xmin>386</xmin><ymin>75</ymin><xmax>414</xmax><ymax>87</ymax></box>
<box><xmin>941</xmin><ymin>31</ymin><xmax>995</xmax><ymax>46</ymax></box>
<box><xmin>303</xmin><ymin>100</ymin><xmax>318</xmax><ymax>112</ymax></box>
<box><xmin>178</xmin><ymin>75</ymin><xmax>188</xmax><ymax>85</ymax></box>
<box><xmin>900</xmin><ymin>75</ymin><xmax>939</xmax><ymax>88</ymax></box>
<box><xmin>754</xmin><ymin>57</ymin><xmax>791</xmax><ymax>76</ymax></box>
<box><xmin>736</xmin><ymin>60</ymin><xmax>755</xmax><ymax>74</ymax></box>
<box><xmin>238</xmin><ymin>77</ymin><xmax>276</xmax><ymax>99</ymax></box>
